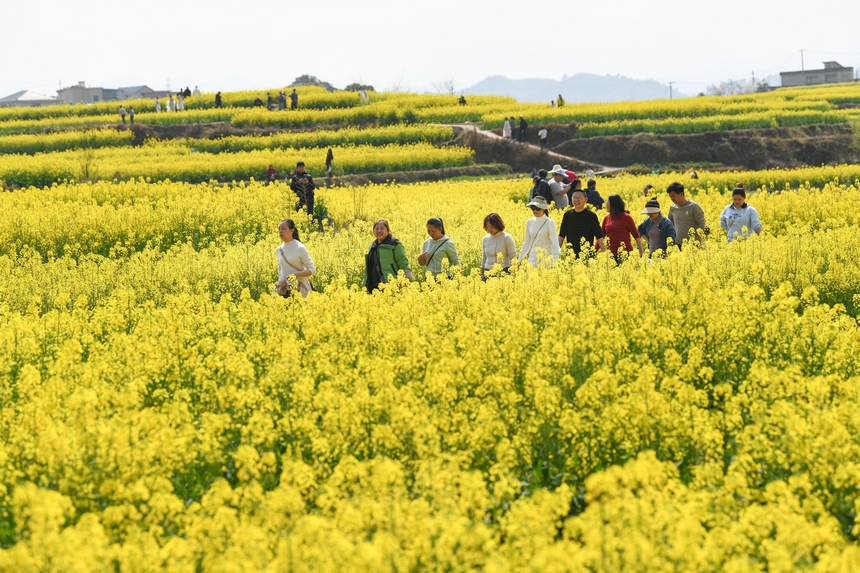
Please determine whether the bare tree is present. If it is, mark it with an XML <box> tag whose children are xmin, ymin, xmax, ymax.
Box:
<box><xmin>431</xmin><ymin>76</ymin><xmax>456</xmax><ymax>95</ymax></box>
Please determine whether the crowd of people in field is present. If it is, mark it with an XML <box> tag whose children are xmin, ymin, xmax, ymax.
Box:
<box><xmin>274</xmin><ymin>162</ymin><xmax>764</xmax><ymax>298</ymax></box>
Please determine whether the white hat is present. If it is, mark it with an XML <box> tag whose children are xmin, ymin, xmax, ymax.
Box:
<box><xmin>552</xmin><ymin>168</ymin><xmax>566</xmax><ymax>176</ymax></box>
<box><xmin>527</xmin><ymin>196</ymin><xmax>549</xmax><ymax>210</ymax></box>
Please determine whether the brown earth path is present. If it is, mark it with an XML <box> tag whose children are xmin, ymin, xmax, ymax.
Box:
<box><xmin>440</xmin><ymin>123</ymin><xmax>623</xmax><ymax>175</ymax></box>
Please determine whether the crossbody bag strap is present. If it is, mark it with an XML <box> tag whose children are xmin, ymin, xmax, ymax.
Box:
<box><xmin>278</xmin><ymin>246</ymin><xmax>304</xmax><ymax>273</ymax></box>
<box><xmin>525</xmin><ymin>218</ymin><xmax>549</xmax><ymax>257</ymax></box>
<box><xmin>426</xmin><ymin>238</ymin><xmax>449</xmax><ymax>264</ymax></box>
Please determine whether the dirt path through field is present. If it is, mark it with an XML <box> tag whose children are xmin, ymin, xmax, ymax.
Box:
<box><xmin>441</xmin><ymin>123</ymin><xmax>623</xmax><ymax>175</ymax></box>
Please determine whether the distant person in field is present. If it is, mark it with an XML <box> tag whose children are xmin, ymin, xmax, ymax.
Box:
<box><xmin>290</xmin><ymin>161</ymin><xmax>315</xmax><ymax>216</ymax></box>
<box><xmin>557</xmin><ymin>94</ymin><xmax>565</xmax><ymax>107</ymax></box>
<box><xmin>253</xmin><ymin>97</ymin><xmax>264</xmax><ymax>107</ymax></box>
<box><xmin>585</xmin><ymin>179</ymin><xmax>605</xmax><ymax>210</ymax></box>
<box><xmin>547</xmin><ymin>168</ymin><xmax>571</xmax><ymax>209</ymax></box>
<box><xmin>458</xmin><ymin>95</ymin><xmax>467</xmax><ymax>105</ymax></box>
<box><xmin>559</xmin><ymin>187</ymin><xmax>605</xmax><ymax>257</ymax></box>
<box><xmin>155</xmin><ymin>98</ymin><xmax>162</xmax><ymax>112</ymax></box>
<box><xmin>510</xmin><ymin>117</ymin><xmax>518</xmax><ymax>141</ymax></box>
<box><xmin>325</xmin><ymin>149</ymin><xmax>334</xmax><ymax>175</ymax></box>
<box><xmin>128</xmin><ymin>107</ymin><xmax>135</xmax><ymax>124</ymax></box>
<box><xmin>551</xmin><ymin>100</ymin><xmax>556</xmax><ymax>108</ymax></box>
<box><xmin>667</xmin><ymin>182</ymin><xmax>707</xmax><ymax>247</ymax></box>
<box><xmin>275</xmin><ymin>219</ymin><xmax>316</xmax><ymax>298</ymax></box>
<box><xmin>530</xmin><ymin>167</ymin><xmax>538</xmax><ymax>179</ymax></box>
<box><xmin>503</xmin><ymin>118</ymin><xmax>512</xmax><ymax>140</ymax></box>
<box><xmin>183</xmin><ymin>87</ymin><xmax>191</xmax><ymax>98</ymax></box>
<box><xmin>363</xmin><ymin>219</ymin><xmax>413</xmax><ymax>292</ymax></box>
<box><xmin>418</xmin><ymin>218</ymin><xmax>460</xmax><ymax>280</ymax></box>
<box><xmin>178</xmin><ymin>93</ymin><xmax>185</xmax><ymax>111</ymax></box>
<box><xmin>118</xmin><ymin>105</ymin><xmax>127</xmax><ymax>123</ymax></box>
<box><xmin>538</xmin><ymin>126</ymin><xmax>548</xmax><ymax>150</ymax></box>
<box><xmin>638</xmin><ymin>199</ymin><xmax>677</xmax><ymax>257</ymax></box>
<box><xmin>531</xmin><ymin>169</ymin><xmax>550</xmax><ymax>201</ymax></box>
<box><xmin>518</xmin><ymin>116</ymin><xmax>527</xmax><ymax>143</ymax></box>
<box><xmin>689</xmin><ymin>168</ymin><xmax>699</xmax><ymax>179</ymax></box>
<box><xmin>290</xmin><ymin>89</ymin><xmax>298</xmax><ymax>110</ymax></box>
<box><xmin>278</xmin><ymin>91</ymin><xmax>286</xmax><ymax>110</ymax></box>
<box><xmin>214</xmin><ymin>92</ymin><xmax>222</xmax><ymax>108</ymax></box>
<box><xmin>266</xmin><ymin>164</ymin><xmax>278</xmax><ymax>184</ymax></box>
<box><xmin>643</xmin><ymin>184</ymin><xmax>654</xmax><ymax>197</ymax></box>
<box><xmin>720</xmin><ymin>186</ymin><xmax>762</xmax><ymax>242</ymax></box>
<box><xmin>193</xmin><ymin>86</ymin><xmax>201</xmax><ymax>97</ymax></box>
<box><xmin>602</xmin><ymin>194</ymin><xmax>644</xmax><ymax>262</ymax></box>
<box><xmin>267</xmin><ymin>92</ymin><xmax>273</xmax><ymax>109</ymax></box>
<box><xmin>481</xmin><ymin>212</ymin><xmax>517</xmax><ymax>279</ymax></box>
<box><xmin>519</xmin><ymin>196</ymin><xmax>559</xmax><ymax>266</ymax></box>
<box><xmin>359</xmin><ymin>87</ymin><xmax>369</xmax><ymax>104</ymax></box>
<box><xmin>167</xmin><ymin>94</ymin><xmax>176</xmax><ymax>112</ymax></box>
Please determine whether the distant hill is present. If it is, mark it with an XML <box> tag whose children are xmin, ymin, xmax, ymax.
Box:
<box><xmin>463</xmin><ymin>74</ymin><xmax>687</xmax><ymax>103</ymax></box>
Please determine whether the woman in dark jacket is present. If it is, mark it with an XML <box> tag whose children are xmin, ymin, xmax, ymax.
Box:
<box><xmin>363</xmin><ymin>219</ymin><xmax>413</xmax><ymax>292</ymax></box>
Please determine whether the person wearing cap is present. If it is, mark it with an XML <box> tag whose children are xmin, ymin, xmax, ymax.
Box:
<box><xmin>585</xmin><ymin>179</ymin><xmax>605</xmax><ymax>210</ymax></box>
<box><xmin>558</xmin><ymin>187</ymin><xmax>604</xmax><ymax>257</ymax></box>
<box><xmin>602</xmin><ymin>195</ymin><xmax>644</xmax><ymax>261</ymax></box>
<box><xmin>290</xmin><ymin>161</ymin><xmax>315</xmax><ymax>216</ymax></box>
<box><xmin>547</xmin><ymin>168</ymin><xmax>571</xmax><ymax>209</ymax></box>
<box><xmin>667</xmin><ymin>182</ymin><xmax>707</xmax><ymax>247</ymax></box>
<box><xmin>720</xmin><ymin>186</ymin><xmax>762</xmax><ymax>242</ymax></box>
<box><xmin>638</xmin><ymin>199</ymin><xmax>677</xmax><ymax>256</ymax></box>
<box><xmin>481</xmin><ymin>213</ymin><xmax>517</xmax><ymax>278</ymax></box>
<box><xmin>418</xmin><ymin>217</ymin><xmax>460</xmax><ymax>279</ymax></box>
<box><xmin>519</xmin><ymin>196</ymin><xmax>559</xmax><ymax>266</ymax></box>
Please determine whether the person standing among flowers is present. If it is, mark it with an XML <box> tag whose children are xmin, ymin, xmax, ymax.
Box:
<box><xmin>558</xmin><ymin>187</ymin><xmax>604</xmax><ymax>257</ymax></box>
<box><xmin>667</xmin><ymin>181</ymin><xmax>707</xmax><ymax>247</ymax></box>
<box><xmin>638</xmin><ymin>199</ymin><xmax>677</xmax><ymax>256</ymax></box>
<box><xmin>274</xmin><ymin>219</ymin><xmax>316</xmax><ymax>298</ymax></box>
<box><xmin>519</xmin><ymin>196</ymin><xmax>559</xmax><ymax>266</ymax></box>
<box><xmin>602</xmin><ymin>194</ymin><xmax>644</xmax><ymax>262</ymax></box>
<box><xmin>720</xmin><ymin>186</ymin><xmax>762</xmax><ymax>242</ymax></box>
<box><xmin>363</xmin><ymin>220</ymin><xmax>413</xmax><ymax>292</ymax></box>
<box><xmin>418</xmin><ymin>218</ymin><xmax>460</xmax><ymax>279</ymax></box>
<box><xmin>290</xmin><ymin>161</ymin><xmax>315</xmax><ymax>216</ymax></box>
<box><xmin>481</xmin><ymin>213</ymin><xmax>517</xmax><ymax>278</ymax></box>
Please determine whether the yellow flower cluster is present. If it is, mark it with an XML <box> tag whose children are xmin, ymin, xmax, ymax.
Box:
<box><xmin>2</xmin><ymin>162</ymin><xmax>860</xmax><ymax>570</ymax></box>
<box><xmin>0</xmin><ymin>129</ymin><xmax>133</xmax><ymax>154</ymax></box>
<box><xmin>0</xmin><ymin>142</ymin><xmax>474</xmax><ymax>187</ymax></box>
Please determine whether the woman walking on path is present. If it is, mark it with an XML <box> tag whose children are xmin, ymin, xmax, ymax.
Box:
<box><xmin>274</xmin><ymin>219</ymin><xmax>316</xmax><ymax>298</ymax></box>
<box><xmin>601</xmin><ymin>194</ymin><xmax>644</xmax><ymax>262</ymax></box>
<box><xmin>502</xmin><ymin>118</ymin><xmax>512</xmax><ymax>140</ymax></box>
<box><xmin>418</xmin><ymin>218</ymin><xmax>460</xmax><ymax>280</ymax></box>
<box><xmin>363</xmin><ymin>220</ymin><xmax>413</xmax><ymax>292</ymax></box>
<box><xmin>481</xmin><ymin>213</ymin><xmax>517</xmax><ymax>278</ymax></box>
<box><xmin>325</xmin><ymin>149</ymin><xmax>334</xmax><ymax>176</ymax></box>
<box><xmin>720</xmin><ymin>186</ymin><xmax>762</xmax><ymax>242</ymax></box>
<box><xmin>519</xmin><ymin>196</ymin><xmax>559</xmax><ymax>266</ymax></box>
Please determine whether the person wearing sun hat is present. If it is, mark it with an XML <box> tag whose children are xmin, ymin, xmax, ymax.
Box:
<box><xmin>638</xmin><ymin>199</ymin><xmax>677</xmax><ymax>256</ymax></box>
<box><xmin>519</xmin><ymin>196</ymin><xmax>560</xmax><ymax>266</ymax></box>
<box><xmin>547</xmin><ymin>167</ymin><xmax>571</xmax><ymax>209</ymax></box>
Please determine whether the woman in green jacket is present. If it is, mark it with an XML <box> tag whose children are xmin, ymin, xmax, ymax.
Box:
<box><xmin>363</xmin><ymin>219</ymin><xmax>413</xmax><ymax>292</ymax></box>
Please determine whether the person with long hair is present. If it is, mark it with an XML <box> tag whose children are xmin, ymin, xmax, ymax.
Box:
<box><xmin>519</xmin><ymin>196</ymin><xmax>559</xmax><ymax>266</ymax></box>
<box><xmin>481</xmin><ymin>213</ymin><xmax>517</xmax><ymax>278</ymax></box>
<box><xmin>362</xmin><ymin>219</ymin><xmax>413</xmax><ymax>292</ymax></box>
<box><xmin>275</xmin><ymin>219</ymin><xmax>316</xmax><ymax>298</ymax></box>
<box><xmin>601</xmin><ymin>194</ymin><xmax>644</xmax><ymax>261</ymax></box>
<box><xmin>418</xmin><ymin>217</ymin><xmax>460</xmax><ymax>279</ymax></box>
<box><xmin>720</xmin><ymin>186</ymin><xmax>762</xmax><ymax>242</ymax></box>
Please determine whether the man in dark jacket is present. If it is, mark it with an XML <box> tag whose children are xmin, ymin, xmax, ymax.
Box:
<box><xmin>585</xmin><ymin>179</ymin><xmax>605</xmax><ymax>210</ymax></box>
<box><xmin>518</xmin><ymin>116</ymin><xmax>528</xmax><ymax>142</ymax></box>
<box><xmin>290</xmin><ymin>89</ymin><xmax>299</xmax><ymax>110</ymax></box>
<box><xmin>290</xmin><ymin>161</ymin><xmax>315</xmax><ymax>216</ymax></box>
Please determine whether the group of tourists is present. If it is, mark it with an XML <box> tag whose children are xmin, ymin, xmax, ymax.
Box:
<box><xmin>260</xmin><ymin>89</ymin><xmax>299</xmax><ymax>110</ymax></box>
<box><xmin>274</xmin><ymin>168</ymin><xmax>764</xmax><ymax>298</ymax></box>
<box><xmin>502</xmin><ymin>116</ymin><xmax>528</xmax><ymax>142</ymax></box>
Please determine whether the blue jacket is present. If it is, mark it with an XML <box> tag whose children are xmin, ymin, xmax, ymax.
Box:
<box><xmin>638</xmin><ymin>216</ymin><xmax>677</xmax><ymax>253</ymax></box>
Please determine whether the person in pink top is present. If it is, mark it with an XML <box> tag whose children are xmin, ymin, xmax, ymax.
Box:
<box><xmin>601</xmin><ymin>194</ymin><xmax>644</xmax><ymax>263</ymax></box>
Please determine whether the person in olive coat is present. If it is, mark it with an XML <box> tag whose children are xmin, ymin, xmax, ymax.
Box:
<box><xmin>363</xmin><ymin>220</ymin><xmax>413</xmax><ymax>292</ymax></box>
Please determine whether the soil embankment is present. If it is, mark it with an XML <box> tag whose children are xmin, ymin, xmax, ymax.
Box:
<box><xmin>553</xmin><ymin>124</ymin><xmax>860</xmax><ymax>170</ymax></box>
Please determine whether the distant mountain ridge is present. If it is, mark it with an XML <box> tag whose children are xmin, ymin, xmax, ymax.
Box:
<box><xmin>463</xmin><ymin>74</ymin><xmax>687</xmax><ymax>103</ymax></box>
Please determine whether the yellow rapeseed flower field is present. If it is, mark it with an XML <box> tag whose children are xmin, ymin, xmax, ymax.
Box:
<box><xmin>2</xmin><ymin>165</ymin><xmax>860</xmax><ymax>571</ymax></box>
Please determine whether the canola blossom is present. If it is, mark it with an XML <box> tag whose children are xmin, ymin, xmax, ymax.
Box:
<box><xmin>2</xmin><ymin>167</ymin><xmax>860</xmax><ymax>571</ymax></box>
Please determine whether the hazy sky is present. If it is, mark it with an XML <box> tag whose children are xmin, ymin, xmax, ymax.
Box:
<box><xmin>2</xmin><ymin>0</ymin><xmax>859</xmax><ymax>99</ymax></box>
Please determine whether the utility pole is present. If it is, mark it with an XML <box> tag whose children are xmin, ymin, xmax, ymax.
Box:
<box><xmin>800</xmin><ymin>50</ymin><xmax>805</xmax><ymax>72</ymax></box>
<box><xmin>752</xmin><ymin>71</ymin><xmax>755</xmax><ymax>91</ymax></box>
<box><xmin>669</xmin><ymin>81</ymin><xmax>674</xmax><ymax>100</ymax></box>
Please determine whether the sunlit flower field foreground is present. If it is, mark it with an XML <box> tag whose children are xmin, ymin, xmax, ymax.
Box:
<box><xmin>2</xmin><ymin>166</ymin><xmax>860</xmax><ymax>571</ymax></box>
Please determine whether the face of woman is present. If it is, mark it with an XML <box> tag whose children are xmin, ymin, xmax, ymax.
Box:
<box><xmin>373</xmin><ymin>223</ymin><xmax>390</xmax><ymax>242</ymax></box>
<box><xmin>485</xmin><ymin>224</ymin><xmax>498</xmax><ymax>235</ymax></box>
<box><xmin>278</xmin><ymin>224</ymin><xmax>293</xmax><ymax>242</ymax></box>
<box><xmin>427</xmin><ymin>225</ymin><xmax>443</xmax><ymax>240</ymax></box>
<box><xmin>531</xmin><ymin>207</ymin><xmax>545</xmax><ymax>218</ymax></box>
<box><xmin>732</xmin><ymin>194</ymin><xmax>745</xmax><ymax>208</ymax></box>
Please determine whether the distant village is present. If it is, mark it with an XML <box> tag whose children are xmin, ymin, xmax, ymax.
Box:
<box><xmin>1</xmin><ymin>62</ymin><xmax>856</xmax><ymax>107</ymax></box>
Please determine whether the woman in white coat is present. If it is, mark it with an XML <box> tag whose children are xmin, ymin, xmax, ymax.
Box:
<box><xmin>502</xmin><ymin>118</ymin><xmax>512</xmax><ymax>140</ymax></box>
<box><xmin>519</xmin><ymin>196</ymin><xmax>560</xmax><ymax>267</ymax></box>
<box><xmin>275</xmin><ymin>219</ymin><xmax>316</xmax><ymax>298</ymax></box>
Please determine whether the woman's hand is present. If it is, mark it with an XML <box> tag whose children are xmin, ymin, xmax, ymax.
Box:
<box><xmin>417</xmin><ymin>251</ymin><xmax>430</xmax><ymax>266</ymax></box>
